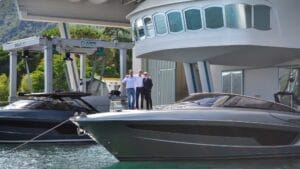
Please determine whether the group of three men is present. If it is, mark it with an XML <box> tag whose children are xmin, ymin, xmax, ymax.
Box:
<box><xmin>122</xmin><ymin>69</ymin><xmax>153</xmax><ymax>110</ymax></box>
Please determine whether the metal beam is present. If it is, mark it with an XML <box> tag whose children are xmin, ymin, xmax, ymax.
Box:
<box><xmin>44</xmin><ymin>40</ymin><xmax>53</xmax><ymax>93</ymax></box>
<box><xmin>120</xmin><ymin>48</ymin><xmax>127</xmax><ymax>95</ymax></box>
<box><xmin>8</xmin><ymin>51</ymin><xmax>18</xmax><ymax>102</ymax></box>
<box><xmin>58</xmin><ymin>23</ymin><xmax>80</xmax><ymax>92</ymax></box>
<box><xmin>2</xmin><ymin>36</ymin><xmax>134</xmax><ymax>52</ymax></box>
<box><xmin>79</xmin><ymin>54</ymin><xmax>87</xmax><ymax>93</ymax></box>
<box><xmin>197</xmin><ymin>61</ymin><xmax>214</xmax><ymax>92</ymax></box>
<box><xmin>60</xmin><ymin>39</ymin><xmax>133</xmax><ymax>49</ymax></box>
<box><xmin>183</xmin><ymin>63</ymin><xmax>196</xmax><ymax>95</ymax></box>
<box><xmin>2</xmin><ymin>36</ymin><xmax>44</xmax><ymax>51</ymax></box>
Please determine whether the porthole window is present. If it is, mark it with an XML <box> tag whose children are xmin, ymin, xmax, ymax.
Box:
<box><xmin>254</xmin><ymin>5</ymin><xmax>271</xmax><ymax>30</ymax></box>
<box><xmin>135</xmin><ymin>19</ymin><xmax>145</xmax><ymax>40</ymax></box>
<box><xmin>205</xmin><ymin>7</ymin><xmax>224</xmax><ymax>29</ymax></box>
<box><xmin>184</xmin><ymin>9</ymin><xmax>202</xmax><ymax>30</ymax></box>
<box><xmin>143</xmin><ymin>17</ymin><xmax>155</xmax><ymax>38</ymax></box>
<box><xmin>225</xmin><ymin>4</ymin><xmax>252</xmax><ymax>29</ymax></box>
<box><xmin>153</xmin><ymin>14</ymin><xmax>168</xmax><ymax>35</ymax></box>
<box><xmin>167</xmin><ymin>11</ymin><xmax>184</xmax><ymax>33</ymax></box>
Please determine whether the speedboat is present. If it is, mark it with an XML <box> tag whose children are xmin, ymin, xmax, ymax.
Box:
<box><xmin>0</xmin><ymin>92</ymin><xmax>110</xmax><ymax>143</ymax></box>
<box><xmin>71</xmin><ymin>93</ymin><xmax>300</xmax><ymax>161</ymax></box>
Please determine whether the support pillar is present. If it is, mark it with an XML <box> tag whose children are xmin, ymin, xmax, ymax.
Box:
<box><xmin>197</xmin><ymin>61</ymin><xmax>214</xmax><ymax>92</ymax></box>
<box><xmin>58</xmin><ymin>22</ymin><xmax>80</xmax><ymax>91</ymax></box>
<box><xmin>119</xmin><ymin>48</ymin><xmax>127</xmax><ymax>95</ymax></box>
<box><xmin>183</xmin><ymin>63</ymin><xmax>196</xmax><ymax>95</ymax></box>
<box><xmin>80</xmin><ymin>54</ymin><xmax>87</xmax><ymax>93</ymax></box>
<box><xmin>44</xmin><ymin>40</ymin><xmax>53</xmax><ymax>93</ymax></box>
<box><xmin>9</xmin><ymin>50</ymin><xmax>17</xmax><ymax>102</ymax></box>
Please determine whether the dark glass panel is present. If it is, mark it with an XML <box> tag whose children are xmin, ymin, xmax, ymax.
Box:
<box><xmin>185</xmin><ymin>9</ymin><xmax>202</xmax><ymax>30</ymax></box>
<box><xmin>167</xmin><ymin>11</ymin><xmax>184</xmax><ymax>32</ymax></box>
<box><xmin>254</xmin><ymin>5</ymin><xmax>271</xmax><ymax>30</ymax></box>
<box><xmin>205</xmin><ymin>7</ymin><xmax>224</xmax><ymax>28</ymax></box>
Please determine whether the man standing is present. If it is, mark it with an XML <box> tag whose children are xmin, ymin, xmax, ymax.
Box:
<box><xmin>135</xmin><ymin>70</ymin><xmax>144</xmax><ymax>109</ymax></box>
<box><xmin>122</xmin><ymin>69</ymin><xmax>136</xmax><ymax>109</ymax></box>
<box><xmin>143</xmin><ymin>72</ymin><xmax>153</xmax><ymax>110</ymax></box>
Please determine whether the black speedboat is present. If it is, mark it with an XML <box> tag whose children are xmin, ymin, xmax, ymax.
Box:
<box><xmin>0</xmin><ymin>92</ymin><xmax>110</xmax><ymax>143</ymax></box>
<box><xmin>72</xmin><ymin>93</ymin><xmax>300</xmax><ymax>161</ymax></box>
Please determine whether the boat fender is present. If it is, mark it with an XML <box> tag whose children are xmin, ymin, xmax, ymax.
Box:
<box><xmin>74</xmin><ymin>112</ymin><xmax>79</xmax><ymax>116</ymax></box>
<box><xmin>79</xmin><ymin>112</ymin><xmax>87</xmax><ymax>118</ymax></box>
<box><xmin>77</xmin><ymin>128</ymin><xmax>86</xmax><ymax>136</ymax></box>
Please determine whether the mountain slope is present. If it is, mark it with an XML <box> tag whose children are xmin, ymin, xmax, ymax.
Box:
<box><xmin>0</xmin><ymin>0</ymin><xmax>55</xmax><ymax>43</ymax></box>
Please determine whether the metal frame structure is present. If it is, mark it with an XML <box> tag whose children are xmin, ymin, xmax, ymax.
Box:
<box><xmin>2</xmin><ymin>36</ymin><xmax>133</xmax><ymax>102</ymax></box>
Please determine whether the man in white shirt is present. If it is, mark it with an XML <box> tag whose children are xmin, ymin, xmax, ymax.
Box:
<box><xmin>135</xmin><ymin>70</ymin><xmax>144</xmax><ymax>109</ymax></box>
<box><xmin>122</xmin><ymin>69</ymin><xmax>136</xmax><ymax>109</ymax></box>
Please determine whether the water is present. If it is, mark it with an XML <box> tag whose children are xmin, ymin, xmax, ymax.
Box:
<box><xmin>0</xmin><ymin>143</ymin><xmax>300</xmax><ymax>169</ymax></box>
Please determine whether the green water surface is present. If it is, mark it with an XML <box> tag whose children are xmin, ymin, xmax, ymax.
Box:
<box><xmin>0</xmin><ymin>144</ymin><xmax>299</xmax><ymax>169</ymax></box>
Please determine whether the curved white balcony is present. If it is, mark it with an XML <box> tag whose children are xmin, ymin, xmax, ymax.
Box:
<box><xmin>128</xmin><ymin>0</ymin><xmax>300</xmax><ymax>66</ymax></box>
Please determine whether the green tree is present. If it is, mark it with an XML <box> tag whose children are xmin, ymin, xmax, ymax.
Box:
<box><xmin>0</xmin><ymin>74</ymin><xmax>9</xmax><ymax>101</ymax></box>
<box><xmin>0</xmin><ymin>48</ymin><xmax>9</xmax><ymax>76</ymax></box>
<box><xmin>20</xmin><ymin>59</ymin><xmax>44</xmax><ymax>92</ymax></box>
<box><xmin>53</xmin><ymin>54</ymin><xmax>69</xmax><ymax>91</ymax></box>
<box><xmin>42</xmin><ymin>27</ymin><xmax>60</xmax><ymax>37</ymax></box>
<box><xmin>20</xmin><ymin>54</ymin><xmax>71</xmax><ymax>92</ymax></box>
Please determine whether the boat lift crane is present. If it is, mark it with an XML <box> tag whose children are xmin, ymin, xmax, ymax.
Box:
<box><xmin>2</xmin><ymin>36</ymin><xmax>133</xmax><ymax>102</ymax></box>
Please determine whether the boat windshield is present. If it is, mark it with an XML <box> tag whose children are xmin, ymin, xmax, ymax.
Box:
<box><xmin>181</xmin><ymin>93</ymin><xmax>296</xmax><ymax>112</ymax></box>
<box><xmin>3</xmin><ymin>99</ymin><xmax>93</xmax><ymax>112</ymax></box>
<box><xmin>3</xmin><ymin>100</ymin><xmax>36</xmax><ymax>110</ymax></box>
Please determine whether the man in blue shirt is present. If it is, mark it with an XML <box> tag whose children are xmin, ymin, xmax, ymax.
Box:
<box><xmin>122</xmin><ymin>69</ymin><xmax>136</xmax><ymax>109</ymax></box>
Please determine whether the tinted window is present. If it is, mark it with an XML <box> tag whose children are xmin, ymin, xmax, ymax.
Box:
<box><xmin>185</xmin><ymin>9</ymin><xmax>202</xmax><ymax>30</ymax></box>
<box><xmin>135</xmin><ymin>19</ymin><xmax>145</xmax><ymax>40</ymax></box>
<box><xmin>167</xmin><ymin>11</ymin><xmax>184</xmax><ymax>32</ymax></box>
<box><xmin>143</xmin><ymin>17</ymin><xmax>155</xmax><ymax>38</ymax></box>
<box><xmin>225</xmin><ymin>4</ymin><xmax>252</xmax><ymax>29</ymax></box>
<box><xmin>254</xmin><ymin>5</ymin><xmax>271</xmax><ymax>30</ymax></box>
<box><xmin>3</xmin><ymin>100</ymin><xmax>38</xmax><ymax>109</ymax></box>
<box><xmin>205</xmin><ymin>7</ymin><xmax>224</xmax><ymax>28</ymax></box>
<box><xmin>222</xmin><ymin>71</ymin><xmax>243</xmax><ymax>95</ymax></box>
<box><xmin>222</xmin><ymin>72</ymin><xmax>231</xmax><ymax>93</ymax></box>
<box><xmin>154</xmin><ymin>14</ymin><xmax>168</xmax><ymax>35</ymax></box>
<box><xmin>232</xmin><ymin>71</ymin><xmax>243</xmax><ymax>94</ymax></box>
<box><xmin>193</xmin><ymin>96</ymin><xmax>224</xmax><ymax>107</ymax></box>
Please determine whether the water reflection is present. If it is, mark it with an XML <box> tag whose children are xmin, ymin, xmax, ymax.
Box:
<box><xmin>0</xmin><ymin>144</ymin><xmax>117</xmax><ymax>169</ymax></box>
<box><xmin>0</xmin><ymin>144</ymin><xmax>299</xmax><ymax>169</ymax></box>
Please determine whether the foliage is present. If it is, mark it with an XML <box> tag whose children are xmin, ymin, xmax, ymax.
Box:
<box><xmin>0</xmin><ymin>74</ymin><xmax>9</xmax><ymax>101</ymax></box>
<box><xmin>104</xmin><ymin>65</ymin><xmax>119</xmax><ymax>77</ymax></box>
<box><xmin>0</xmin><ymin>48</ymin><xmax>9</xmax><ymax>75</ymax></box>
<box><xmin>42</xmin><ymin>27</ymin><xmax>60</xmax><ymax>37</ymax></box>
<box><xmin>20</xmin><ymin>54</ymin><xmax>71</xmax><ymax>92</ymax></box>
<box><xmin>20</xmin><ymin>59</ymin><xmax>44</xmax><ymax>93</ymax></box>
<box><xmin>52</xmin><ymin>54</ymin><xmax>69</xmax><ymax>91</ymax></box>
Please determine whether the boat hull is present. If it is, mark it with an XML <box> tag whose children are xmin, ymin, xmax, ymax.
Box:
<box><xmin>73</xmin><ymin>109</ymin><xmax>300</xmax><ymax>161</ymax></box>
<box><xmin>0</xmin><ymin>114</ymin><xmax>93</xmax><ymax>144</ymax></box>
<box><xmin>0</xmin><ymin>126</ymin><xmax>92</xmax><ymax>144</ymax></box>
